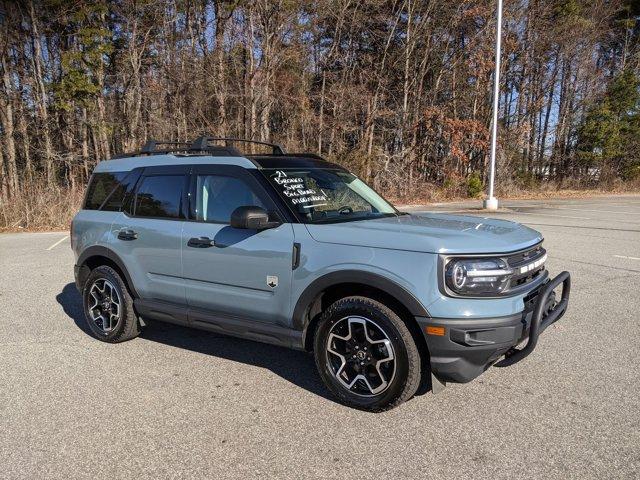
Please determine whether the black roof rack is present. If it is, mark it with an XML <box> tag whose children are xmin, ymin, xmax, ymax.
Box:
<box><xmin>140</xmin><ymin>140</ymin><xmax>190</xmax><ymax>154</ymax></box>
<box><xmin>191</xmin><ymin>136</ymin><xmax>286</xmax><ymax>155</ymax></box>
<box><xmin>110</xmin><ymin>136</ymin><xmax>286</xmax><ymax>159</ymax></box>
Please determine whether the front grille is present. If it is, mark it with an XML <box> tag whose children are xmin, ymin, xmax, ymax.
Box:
<box><xmin>506</xmin><ymin>244</ymin><xmax>546</xmax><ymax>291</ymax></box>
<box><xmin>506</xmin><ymin>244</ymin><xmax>545</xmax><ymax>268</ymax></box>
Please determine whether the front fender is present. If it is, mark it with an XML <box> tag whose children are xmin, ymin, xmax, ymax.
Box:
<box><xmin>291</xmin><ymin>269</ymin><xmax>431</xmax><ymax>332</ymax></box>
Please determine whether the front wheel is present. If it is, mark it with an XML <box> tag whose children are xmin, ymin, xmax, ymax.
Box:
<box><xmin>314</xmin><ymin>296</ymin><xmax>422</xmax><ymax>411</ymax></box>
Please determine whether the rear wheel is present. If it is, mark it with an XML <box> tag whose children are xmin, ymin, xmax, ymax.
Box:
<box><xmin>82</xmin><ymin>265</ymin><xmax>141</xmax><ymax>343</ymax></box>
<box><xmin>314</xmin><ymin>296</ymin><xmax>421</xmax><ymax>411</ymax></box>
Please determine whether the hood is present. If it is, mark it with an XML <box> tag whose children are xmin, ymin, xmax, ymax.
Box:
<box><xmin>305</xmin><ymin>213</ymin><xmax>542</xmax><ymax>254</ymax></box>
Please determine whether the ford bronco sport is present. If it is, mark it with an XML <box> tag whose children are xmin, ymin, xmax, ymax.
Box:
<box><xmin>71</xmin><ymin>136</ymin><xmax>571</xmax><ymax>411</ymax></box>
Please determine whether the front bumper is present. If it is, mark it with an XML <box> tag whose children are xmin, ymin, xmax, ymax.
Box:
<box><xmin>418</xmin><ymin>271</ymin><xmax>571</xmax><ymax>383</ymax></box>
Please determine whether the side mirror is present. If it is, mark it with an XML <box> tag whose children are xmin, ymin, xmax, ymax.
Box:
<box><xmin>230</xmin><ymin>206</ymin><xmax>281</xmax><ymax>230</ymax></box>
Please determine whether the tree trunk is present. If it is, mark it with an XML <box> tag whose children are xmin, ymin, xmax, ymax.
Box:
<box><xmin>81</xmin><ymin>107</ymin><xmax>90</xmax><ymax>180</ymax></box>
<box><xmin>0</xmin><ymin>54</ymin><xmax>19</xmax><ymax>194</ymax></box>
<box><xmin>28</xmin><ymin>0</ymin><xmax>55</xmax><ymax>184</ymax></box>
<box><xmin>318</xmin><ymin>72</ymin><xmax>326</xmax><ymax>153</ymax></box>
<box><xmin>0</xmin><ymin>140</ymin><xmax>9</xmax><ymax>199</ymax></box>
<box><xmin>213</xmin><ymin>4</ymin><xmax>229</xmax><ymax>136</ymax></box>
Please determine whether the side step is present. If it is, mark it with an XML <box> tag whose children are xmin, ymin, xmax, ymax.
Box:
<box><xmin>134</xmin><ymin>299</ymin><xmax>304</xmax><ymax>350</ymax></box>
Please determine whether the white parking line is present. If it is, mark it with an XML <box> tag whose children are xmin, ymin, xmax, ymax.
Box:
<box><xmin>542</xmin><ymin>201</ymin><xmax>639</xmax><ymax>206</ymax></box>
<box><xmin>613</xmin><ymin>255</ymin><xmax>640</xmax><ymax>261</ymax></box>
<box><xmin>414</xmin><ymin>209</ymin><xmax>593</xmax><ymax>220</ymax></box>
<box><xmin>509</xmin><ymin>211</ymin><xmax>591</xmax><ymax>220</ymax></box>
<box><xmin>501</xmin><ymin>204</ymin><xmax>546</xmax><ymax>208</ymax></box>
<box><xmin>46</xmin><ymin>235</ymin><xmax>69</xmax><ymax>251</ymax></box>
<box><xmin>552</xmin><ymin>207</ymin><xmax>640</xmax><ymax>215</ymax></box>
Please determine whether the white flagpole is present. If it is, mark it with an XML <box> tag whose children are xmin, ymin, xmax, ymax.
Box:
<box><xmin>484</xmin><ymin>0</ymin><xmax>502</xmax><ymax>211</ymax></box>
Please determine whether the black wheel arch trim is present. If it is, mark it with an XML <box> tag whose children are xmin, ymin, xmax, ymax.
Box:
<box><xmin>77</xmin><ymin>245</ymin><xmax>140</xmax><ymax>298</ymax></box>
<box><xmin>292</xmin><ymin>270</ymin><xmax>431</xmax><ymax>333</ymax></box>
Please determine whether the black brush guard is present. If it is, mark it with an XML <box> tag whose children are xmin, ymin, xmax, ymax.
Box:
<box><xmin>495</xmin><ymin>271</ymin><xmax>571</xmax><ymax>367</ymax></box>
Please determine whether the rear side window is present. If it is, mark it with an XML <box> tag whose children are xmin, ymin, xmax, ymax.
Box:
<box><xmin>134</xmin><ymin>175</ymin><xmax>185</xmax><ymax>219</ymax></box>
<box><xmin>84</xmin><ymin>172</ymin><xmax>128</xmax><ymax>210</ymax></box>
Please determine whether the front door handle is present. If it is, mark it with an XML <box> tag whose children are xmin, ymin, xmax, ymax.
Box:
<box><xmin>187</xmin><ymin>236</ymin><xmax>215</xmax><ymax>248</ymax></box>
<box><xmin>117</xmin><ymin>229</ymin><xmax>138</xmax><ymax>241</ymax></box>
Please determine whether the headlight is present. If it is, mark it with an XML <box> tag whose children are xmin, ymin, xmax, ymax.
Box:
<box><xmin>444</xmin><ymin>257</ymin><xmax>513</xmax><ymax>296</ymax></box>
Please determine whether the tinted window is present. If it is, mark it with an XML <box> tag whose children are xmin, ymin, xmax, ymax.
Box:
<box><xmin>194</xmin><ymin>175</ymin><xmax>265</xmax><ymax>223</ymax></box>
<box><xmin>84</xmin><ymin>172</ymin><xmax>128</xmax><ymax>210</ymax></box>
<box><xmin>135</xmin><ymin>175</ymin><xmax>184</xmax><ymax>219</ymax></box>
<box><xmin>104</xmin><ymin>170</ymin><xmax>142</xmax><ymax>212</ymax></box>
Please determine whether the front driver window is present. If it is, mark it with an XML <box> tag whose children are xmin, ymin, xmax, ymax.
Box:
<box><xmin>194</xmin><ymin>175</ymin><xmax>266</xmax><ymax>223</ymax></box>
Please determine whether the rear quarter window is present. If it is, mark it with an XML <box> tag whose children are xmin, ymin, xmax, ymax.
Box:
<box><xmin>84</xmin><ymin>172</ymin><xmax>130</xmax><ymax>210</ymax></box>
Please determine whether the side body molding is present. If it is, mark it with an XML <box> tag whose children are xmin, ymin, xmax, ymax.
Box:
<box><xmin>291</xmin><ymin>270</ymin><xmax>431</xmax><ymax>331</ymax></box>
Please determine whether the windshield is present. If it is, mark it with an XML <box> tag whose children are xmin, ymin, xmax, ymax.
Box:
<box><xmin>262</xmin><ymin>168</ymin><xmax>398</xmax><ymax>224</ymax></box>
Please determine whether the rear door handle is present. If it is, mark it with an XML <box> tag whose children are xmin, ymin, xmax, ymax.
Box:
<box><xmin>187</xmin><ymin>236</ymin><xmax>215</xmax><ymax>248</ymax></box>
<box><xmin>117</xmin><ymin>229</ymin><xmax>138</xmax><ymax>241</ymax></box>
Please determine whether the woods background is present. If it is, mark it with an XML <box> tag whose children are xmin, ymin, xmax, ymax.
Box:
<box><xmin>1</xmin><ymin>0</ymin><xmax>639</xmax><ymax>229</ymax></box>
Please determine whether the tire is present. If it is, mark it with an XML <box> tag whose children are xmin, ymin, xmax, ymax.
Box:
<box><xmin>82</xmin><ymin>265</ymin><xmax>141</xmax><ymax>343</ymax></box>
<box><xmin>313</xmin><ymin>296</ymin><xmax>422</xmax><ymax>411</ymax></box>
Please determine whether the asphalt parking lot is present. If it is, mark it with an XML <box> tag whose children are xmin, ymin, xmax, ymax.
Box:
<box><xmin>1</xmin><ymin>195</ymin><xmax>639</xmax><ymax>479</ymax></box>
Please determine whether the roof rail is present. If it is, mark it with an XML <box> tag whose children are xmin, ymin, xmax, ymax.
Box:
<box><xmin>191</xmin><ymin>136</ymin><xmax>286</xmax><ymax>155</ymax></box>
<box><xmin>140</xmin><ymin>140</ymin><xmax>190</xmax><ymax>154</ymax></box>
<box><xmin>110</xmin><ymin>136</ymin><xmax>285</xmax><ymax>159</ymax></box>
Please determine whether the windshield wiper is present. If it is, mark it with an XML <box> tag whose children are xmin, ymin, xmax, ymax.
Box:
<box><xmin>311</xmin><ymin>212</ymin><xmax>394</xmax><ymax>224</ymax></box>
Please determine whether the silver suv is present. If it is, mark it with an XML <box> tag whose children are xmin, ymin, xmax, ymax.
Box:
<box><xmin>71</xmin><ymin>137</ymin><xmax>570</xmax><ymax>411</ymax></box>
